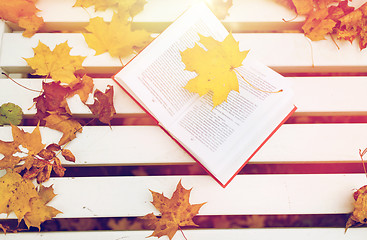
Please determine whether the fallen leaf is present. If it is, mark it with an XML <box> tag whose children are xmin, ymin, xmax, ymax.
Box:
<box><xmin>302</xmin><ymin>8</ymin><xmax>337</xmax><ymax>41</ymax></box>
<box><xmin>181</xmin><ymin>33</ymin><xmax>249</xmax><ymax>108</ymax></box>
<box><xmin>0</xmin><ymin>170</ymin><xmax>38</xmax><ymax>223</ymax></box>
<box><xmin>0</xmin><ymin>0</ymin><xmax>44</xmax><ymax>37</ymax></box>
<box><xmin>83</xmin><ymin>13</ymin><xmax>152</xmax><ymax>58</ymax></box>
<box><xmin>61</xmin><ymin>149</ymin><xmax>76</xmax><ymax>163</ymax></box>
<box><xmin>24</xmin><ymin>185</ymin><xmax>62</xmax><ymax>229</ymax></box>
<box><xmin>0</xmin><ymin>103</ymin><xmax>23</xmax><ymax>126</ymax></box>
<box><xmin>73</xmin><ymin>0</ymin><xmax>118</xmax><ymax>11</ymax></box>
<box><xmin>336</xmin><ymin>2</ymin><xmax>367</xmax><ymax>50</ymax></box>
<box><xmin>24</xmin><ymin>41</ymin><xmax>86</xmax><ymax>84</ymax></box>
<box><xmin>44</xmin><ymin>114</ymin><xmax>82</xmax><ymax>145</ymax></box>
<box><xmin>346</xmin><ymin>185</ymin><xmax>367</xmax><ymax>231</ymax></box>
<box><xmin>206</xmin><ymin>0</ymin><xmax>233</xmax><ymax>20</ymax></box>
<box><xmin>87</xmin><ymin>85</ymin><xmax>116</xmax><ymax>125</ymax></box>
<box><xmin>68</xmin><ymin>75</ymin><xmax>95</xmax><ymax>104</ymax></box>
<box><xmin>141</xmin><ymin>180</ymin><xmax>205</xmax><ymax>240</ymax></box>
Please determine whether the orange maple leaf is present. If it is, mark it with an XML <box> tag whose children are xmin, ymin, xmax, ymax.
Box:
<box><xmin>141</xmin><ymin>180</ymin><xmax>206</xmax><ymax>240</ymax></box>
<box><xmin>180</xmin><ymin>33</ymin><xmax>249</xmax><ymax>108</ymax></box>
<box><xmin>0</xmin><ymin>0</ymin><xmax>44</xmax><ymax>37</ymax></box>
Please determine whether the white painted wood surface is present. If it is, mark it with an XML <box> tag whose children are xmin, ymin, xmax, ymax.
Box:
<box><xmin>2</xmin><ymin>228</ymin><xmax>367</xmax><ymax>240</ymax></box>
<box><xmin>0</xmin><ymin>174</ymin><xmax>365</xmax><ymax>220</ymax></box>
<box><xmin>0</xmin><ymin>123</ymin><xmax>366</xmax><ymax>165</ymax></box>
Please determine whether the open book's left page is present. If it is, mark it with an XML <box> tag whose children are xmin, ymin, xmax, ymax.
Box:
<box><xmin>114</xmin><ymin>3</ymin><xmax>228</xmax><ymax>127</ymax></box>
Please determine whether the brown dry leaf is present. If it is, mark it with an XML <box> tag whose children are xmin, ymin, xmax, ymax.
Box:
<box><xmin>87</xmin><ymin>85</ymin><xmax>116</xmax><ymax>125</ymax></box>
<box><xmin>0</xmin><ymin>0</ymin><xmax>44</xmax><ymax>37</ymax></box>
<box><xmin>44</xmin><ymin>114</ymin><xmax>82</xmax><ymax>146</ymax></box>
<box><xmin>24</xmin><ymin>41</ymin><xmax>86</xmax><ymax>84</ymax></box>
<box><xmin>140</xmin><ymin>180</ymin><xmax>206</xmax><ymax>240</ymax></box>
<box><xmin>61</xmin><ymin>149</ymin><xmax>76</xmax><ymax>163</ymax></box>
<box><xmin>33</xmin><ymin>81</ymin><xmax>71</xmax><ymax>120</ymax></box>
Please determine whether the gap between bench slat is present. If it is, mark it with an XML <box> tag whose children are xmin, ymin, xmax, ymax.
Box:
<box><xmin>0</xmin><ymin>174</ymin><xmax>364</xmax><ymax>219</ymax></box>
<box><xmin>1</xmin><ymin>228</ymin><xmax>367</xmax><ymax>240</ymax></box>
<box><xmin>1</xmin><ymin>33</ymin><xmax>366</xmax><ymax>75</ymax></box>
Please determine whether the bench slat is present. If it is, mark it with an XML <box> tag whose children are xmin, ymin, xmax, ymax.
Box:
<box><xmin>0</xmin><ymin>123</ymin><xmax>365</xmax><ymax>165</ymax></box>
<box><xmin>2</xmin><ymin>77</ymin><xmax>367</xmax><ymax>117</ymax></box>
<box><xmin>1</xmin><ymin>33</ymin><xmax>366</xmax><ymax>75</ymax></box>
<box><xmin>2</xmin><ymin>228</ymin><xmax>367</xmax><ymax>240</ymax></box>
<box><xmin>0</xmin><ymin>174</ymin><xmax>364</xmax><ymax>219</ymax></box>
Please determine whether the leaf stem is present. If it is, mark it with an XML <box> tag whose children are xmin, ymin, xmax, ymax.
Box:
<box><xmin>233</xmin><ymin>68</ymin><xmax>283</xmax><ymax>94</ymax></box>
<box><xmin>178</xmin><ymin>226</ymin><xmax>188</xmax><ymax>240</ymax></box>
<box><xmin>359</xmin><ymin>148</ymin><xmax>367</xmax><ymax>180</ymax></box>
<box><xmin>2</xmin><ymin>72</ymin><xmax>42</xmax><ymax>93</ymax></box>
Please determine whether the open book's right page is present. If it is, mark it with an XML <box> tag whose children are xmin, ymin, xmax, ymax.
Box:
<box><xmin>169</xmin><ymin>52</ymin><xmax>295</xmax><ymax>185</ymax></box>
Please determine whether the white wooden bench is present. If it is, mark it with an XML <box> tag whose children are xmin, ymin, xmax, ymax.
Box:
<box><xmin>1</xmin><ymin>0</ymin><xmax>367</xmax><ymax>239</ymax></box>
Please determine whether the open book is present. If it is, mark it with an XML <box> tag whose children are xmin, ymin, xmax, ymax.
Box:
<box><xmin>113</xmin><ymin>3</ymin><xmax>296</xmax><ymax>187</ymax></box>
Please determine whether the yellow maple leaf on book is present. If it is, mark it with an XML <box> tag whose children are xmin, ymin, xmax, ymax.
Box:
<box><xmin>180</xmin><ymin>33</ymin><xmax>249</xmax><ymax>108</ymax></box>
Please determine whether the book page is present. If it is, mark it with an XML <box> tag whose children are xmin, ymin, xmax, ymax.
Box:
<box><xmin>168</xmin><ymin>54</ymin><xmax>294</xmax><ymax>182</ymax></box>
<box><xmin>114</xmin><ymin>3</ymin><xmax>228</xmax><ymax>127</ymax></box>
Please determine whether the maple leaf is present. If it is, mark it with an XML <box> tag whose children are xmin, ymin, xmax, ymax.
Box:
<box><xmin>0</xmin><ymin>124</ymin><xmax>45</xmax><ymax>170</ymax></box>
<box><xmin>0</xmin><ymin>102</ymin><xmax>23</xmax><ymax>126</ymax></box>
<box><xmin>181</xmin><ymin>33</ymin><xmax>249</xmax><ymax>108</ymax></box>
<box><xmin>33</xmin><ymin>81</ymin><xmax>72</xmax><ymax>120</ymax></box>
<box><xmin>0</xmin><ymin>0</ymin><xmax>44</xmax><ymax>37</ymax></box>
<box><xmin>83</xmin><ymin>13</ymin><xmax>152</xmax><ymax>58</ymax></box>
<box><xmin>141</xmin><ymin>180</ymin><xmax>206</xmax><ymax>240</ymax></box>
<box><xmin>33</xmin><ymin>76</ymin><xmax>94</xmax><ymax>120</ymax></box>
<box><xmin>24</xmin><ymin>41</ymin><xmax>86</xmax><ymax>84</ymax></box>
<box><xmin>0</xmin><ymin>170</ymin><xmax>61</xmax><ymax>229</ymax></box>
<box><xmin>24</xmin><ymin>185</ymin><xmax>62</xmax><ymax>229</ymax></box>
<box><xmin>44</xmin><ymin>114</ymin><xmax>82</xmax><ymax>146</ymax></box>
<box><xmin>87</xmin><ymin>85</ymin><xmax>116</xmax><ymax>125</ymax></box>
<box><xmin>336</xmin><ymin>2</ymin><xmax>367</xmax><ymax>50</ymax></box>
